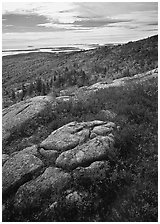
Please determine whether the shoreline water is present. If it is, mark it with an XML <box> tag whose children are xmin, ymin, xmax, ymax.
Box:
<box><xmin>2</xmin><ymin>49</ymin><xmax>82</xmax><ymax>57</ymax></box>
<box><xmin>2</xmin><ymin>44</ymin><xmax>100</xmax><ymax>57</ymax></box>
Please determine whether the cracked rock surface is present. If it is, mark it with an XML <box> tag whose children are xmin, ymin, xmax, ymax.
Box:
<box><xmin>2</xmin><ymin>120</ymin><xmax>117</xmax><ymax>213</ymax></box>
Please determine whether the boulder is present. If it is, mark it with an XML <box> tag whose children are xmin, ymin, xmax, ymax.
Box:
<box><xmin>66</xmin><ymin>191</ymin><xmax>83</xmax><ymax>204</ymax></box>
<box><xmin>90</xmin><ymin>132</ymin><xmax>97</xmax><ymax>139</ymax></box>
<box><xmin>56</xmin><ymin>96</ymin><xmax>71</xmax><ymax>103</ymax></box>
<box><xmin>104</xmin><ymin>122</ymin><xmax>116</xmax><ymax>128</ymax></box>
<box><xmin>2</xmin><ymin>154</ymin><xmax>9</xmax><ymax>166</ymax></box>
<box><xmin>3</xmin><ymin>152</ymin><xmax>43</xmax><ymax>195</ymax></box>
<box><xmin>56</xmin><ymin>136</ymin><xmax>116</xmax><ymax>170</ymax></box>
<box><xmin>96</xmin><ymin>109</ymin><xmax>117</xmax><ymax>121</ymax></box>
<box><xmin>39</xmin><ymin>148</ymin><xmax>59</xmax><ymax>164</ymax></box>
<box><xmin>92</xmin><ymin>125</ymin><xmax>113</xmax><ymax>136</ymax></box>
<box><xmin>88</xmin><ymin>82</ymin><xmax>109</xmax><ymax>90</ymax></box>
<box><xmin>2</xmin><ymin>204</ymin><xmax>5</xmax><ymax>213</ymax></box>
<box><xmin>2</xmin><ymin>96</ymin><xmax>53</xmax><ymax>144</ymax></box>
<box><xmin>40</xmin><ymin>122</ymin><xmax>90</xmax><ymax>152</ymax></box>
<box><xmin>10</xmin><ymin>145</ymin><xmax>38</xmax><ymax>159</ymax></box>
<box><xmin>65</xmin><ymin>191</ymin><xmax>88</xmax><ymax>206</ymax></box>
<box><xmin>108</xmin><ymin>133</ymin><xmax>114</xmax><ymax>139</ymax></box>
<box><xmin>83</xmin><ymin>120</ymin><xmax>105</xmax><ymax>127</ymax></box>
<box><xmin>73</xmin><ymin>161</ymin><xmax>110</xmax><ymax>181</ymax></box>
<box><xmin>14</xmin><ymin>167</ymin><xmax>71</xmax><ymax>211</ymax></box>
<box><xmin>21</xmin><ymin>145</ymin><xmax>38</xmax><ymax>156</ymax></box>
<box><xmin>10</xmin><ymin>145</ymin><xmax>39</xmax><ymax>159</ymax></box>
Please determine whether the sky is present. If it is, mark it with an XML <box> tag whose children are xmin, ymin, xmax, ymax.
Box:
<box><xmin>2</xmin><ymin>2</ymin><xmax>158</xmax><ymax>50</ymax></box>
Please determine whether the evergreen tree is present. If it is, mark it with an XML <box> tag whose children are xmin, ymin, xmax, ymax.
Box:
<box><xmin>21</xmin><ymin>84</ymin><xmax>27</xmax><ymax>99</ymax></box>
<box><xmin>49</xmin><ymin>78</ymin><xmax>53</xmax><ymax>87</ymax></box>
<box><xmin>53</xmin><ymin>75</ymin><xmax>56</xmax><ymax>82</ymax></box>
<box><xmin>36</xmin><ymin>78</ymin><xmax>42</xmax><ymax>93</ymax></box>
<box><xmin>41</xmin><ymin>82</ymin><xmax>47</xmax><ymax>95</ymax></box>
<box><xmin>11</xmin><ymin>89</ymin><xmax>16</xmax><ymax>100</ymax></box>
<box><xmin>46</xmin><ymin>81</ymin><xmax>50</xmax><ymax>93</ymax></box>
<box><xmin>77</xmin><ymin>69</ymin><xmax>87</xmax><ymax>87</ymax></box>
<box><xmin>55</xmin><ymin>74</ymin><xmax>62</xmax><ymax>88</ymax></box>
<box><xmin>65</xmin><ymin>67</ymin><xmax>68</xmax><ymax>72</ymax></box>
<box><xmin>27</xmin><ymin>82</ymin><xmax>34</xmax><ymax>96</ymax></box>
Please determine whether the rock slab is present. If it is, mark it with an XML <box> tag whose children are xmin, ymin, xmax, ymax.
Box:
<box><xmin>56</xmin><ymin>135</ymin><xmax>115</xmax><ymax>170</ymax></box>
<box><xmin>73</xmin><ymin>161</ymin><xmax>110</xmax><ymax>181</ymax></box>
<box><xmin>2</xmin><ymin>96</ymin><xmax>53</xmax><ymax>144</ymax></box>
<box><xmin>40</xmin><ymin>122</ymin><xmax>90</xmax><ymax>151</ymax></box>
<box><xmin>15</xmin><ymin>167</ymin><xmax>71</xmax><ymax>210</ymax></box>
<box><xmin>3</xmin><ymin>153</ymin><xmax>43</xmax><ymax>194</ymax></box>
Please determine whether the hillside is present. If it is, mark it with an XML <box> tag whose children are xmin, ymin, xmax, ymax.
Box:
<box><xmin>2</xmin><ymin>35</ymin><xmax>158</xmax><ymax>108</ymax></box>
<box><xmin>2</xmin><ymin>68</ymin><xmax>158</xmax><ymax>222</ymax></box>
<box><xmin>2</xmin><ymin>34</ymin><xmax>158</xmax><ymax>222</ymax></box>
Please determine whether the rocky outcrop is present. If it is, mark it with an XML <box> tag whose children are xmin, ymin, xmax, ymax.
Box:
<box><xmin>2</xmin><ymin>96</ymin><xmax>54</xmax><ymax>144</ymax></box>
<box><xmin>87</xmin><ymin>68</ymin><xmax>158</xmax><ymax>91</ymax></box>
<box><xmin>2</xmin><ymin>120</ymin><xmax>116</xmax><ymax>213</ymax></box>
<box><xmin>2</xmin><ymin>119</ymin><xmax>117</xmax><ymax>216</ymax></box>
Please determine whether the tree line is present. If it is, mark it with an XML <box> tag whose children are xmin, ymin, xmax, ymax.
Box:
<box><xmin>11</xmin><ymin>68</ymin><xmax>89</xmax><ymax>101</ymax></box>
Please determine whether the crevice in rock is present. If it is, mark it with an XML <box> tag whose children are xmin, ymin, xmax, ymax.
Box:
<box><xmin>72</xmin><ymin>158</ymin><xmax>109</xmax><ymax>170</ymax></box>
<box><xmin>70</xmin><ymin>126</ymin><xmax>84</xmax><ymax>134</ymax></box>
<box><xmin>15</xmin><ymin>104</ymin><xmax>31</xmax><ymax>116</ymax></box>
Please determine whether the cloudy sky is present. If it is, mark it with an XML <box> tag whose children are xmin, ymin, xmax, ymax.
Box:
<box><xmin>2</xmin><ymin>2</ymin><xmax>158</xmax><ymax>49</ymax></box>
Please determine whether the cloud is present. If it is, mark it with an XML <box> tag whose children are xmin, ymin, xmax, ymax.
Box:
<box><xmin>4</xmin><ymin>24</ymin><xmax>13</xmax><ymax>27</ymax></box>
<box><xmin>2</xmin><ymin>13</ymin><xmax>70</xmax><ymax>32</ymax></box>
<box><xmin>74</xmin><ymin>2</ymin><xmax>158</xmax><ymax>18</ymax></box>
<box><xmin>107</xmin><ymin>23</ymin><xmax>139</xmax><ymax>30</ymax></box>
<box><xmin>37</xmin><ymin>22</ymin><xmax>92</xmax><ymax>32</ymax></box>
<box><xmin>3</xmin><ymin>13</ymin><xmax>49</xmax><ymax>26</ymax></box>
<box><xmin>3</xmin><ymin>8</ymin><xmax>134</xmax><ymax>33</ymax></box>
<box><xmin>144</xmin><ymin>28</ymin><xmax>158</xmax><ymax>32</ymax></box>
<box><xmin>59</xmin><ymin>9</ymin><xmax>74</xmax><ymax>14</ymax></box>
<box><xmin>147</xmin><ymin>22</ymin><xmax>158</xmax><ymax>26</ymax></box>
<box><xmin>37</xmin><ymin>22</ymin><xmax>75</xmax><ymax>31</ymax></box>
<box><xmin>2</xmin><ymin>2</ymin><xmax>158</xmax><ymax>32</ymax></box>
<box><xmin>73</xmin><ymin>17</ymin><xmax>132</xmax><ymax>28</ymax></box>
<box><xmin>2</xmin><ymin>3</ymin><xmax>77</xmax><ymax>24</ymax></box>
<box><xmin>2</xmin><ymin>2</ymin><xmax>158</xmax><ymax>49</ymax></box>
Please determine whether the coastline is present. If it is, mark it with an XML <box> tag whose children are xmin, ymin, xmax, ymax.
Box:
<box><xmin>2</xmin><ymin>44</ymin><xmax>99</xmax><ymax>57</ymax></box>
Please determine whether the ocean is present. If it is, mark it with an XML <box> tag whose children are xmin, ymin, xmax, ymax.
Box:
<box><xmin>2</xmin><ymin>44</ymin><xmax>100</xmax><ymax>57</ymax></box>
